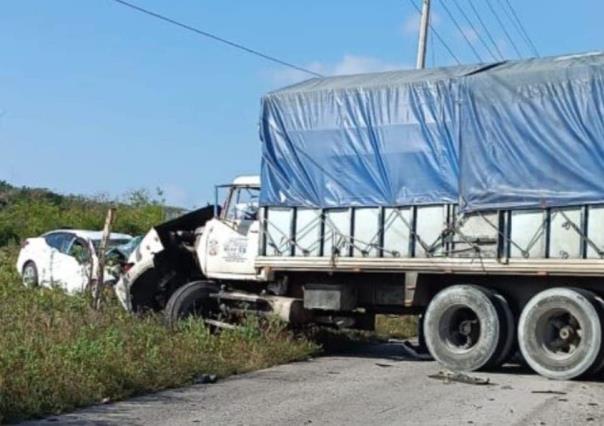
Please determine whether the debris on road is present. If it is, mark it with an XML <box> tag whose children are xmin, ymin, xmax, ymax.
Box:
<box><xmin>530</xmin><ymin>390</ymin><xmax>567</xmax><ymax>395</ymax></box>
<box><xmin>428</xmin><ymin>371</ymin><xmax>491</xmax><ymax>385</ymax></box>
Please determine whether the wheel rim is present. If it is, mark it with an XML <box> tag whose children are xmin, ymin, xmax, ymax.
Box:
<box><xmin>22</xmin><ymin>265</ymin><xmax>36</xmax><ymax>286</ymax></box>
<box><xmin>536</xmin><ymin>309</ymin><xmax>582</xmax><ymax>359</ymax></box>
<box><xmin>440</xmin><ymin>305</ymin><xmax>482</xmax><ymax>353</ymax></box>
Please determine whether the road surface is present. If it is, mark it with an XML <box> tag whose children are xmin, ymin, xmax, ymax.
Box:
<box><xmin>25</xmin><ymin>341</ymin><xmax>604</xmax><ymax>425</ymax></box>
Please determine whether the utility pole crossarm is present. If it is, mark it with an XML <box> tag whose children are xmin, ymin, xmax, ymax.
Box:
<box><xmin>416</xmin><ymin>0</ymin><xmax>431</xmax><ymax>69</ymax></box>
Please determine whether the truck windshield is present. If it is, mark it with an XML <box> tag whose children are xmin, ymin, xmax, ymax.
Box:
<box><xmin>225</xmin><ymin>187</ymin><xmax>260</xmax><ymax>221</ymax></box>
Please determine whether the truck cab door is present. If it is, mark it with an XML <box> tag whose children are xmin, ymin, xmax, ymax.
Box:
<box><xmin>202</xmin><ymin>186</ymin><xmax>260</xmax><ymax>279</ymax></box>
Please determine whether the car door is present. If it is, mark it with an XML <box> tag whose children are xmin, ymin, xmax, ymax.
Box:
<box><xmin>204</xmin><ymin>186</ymin><xmax>260</xmax><ymax>279</ymax></box>
<box><xmin>38</xmin><ymin>233</ymin><xmax>63</xmax><ymax>286</ymax></box>
<box><xmin>49</xmin><ymin>233</ymin><xmax>91</xmax><ymax>293</ymax></box>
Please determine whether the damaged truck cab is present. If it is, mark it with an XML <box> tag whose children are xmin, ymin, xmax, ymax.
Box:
<box><xmin>116</xmin><ymin>175</ymin><xmax>312</xmax><ymax>325</ymax></box>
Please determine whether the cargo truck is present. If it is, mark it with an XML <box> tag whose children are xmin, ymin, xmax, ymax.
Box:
<box><xmin>116</xmin><ymin>52</ymin><xmax>604</xmax><ymax>380</ymax></box>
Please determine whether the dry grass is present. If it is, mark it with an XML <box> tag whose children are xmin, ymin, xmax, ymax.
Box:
<box><xmin>0</xmin><ymin>247</ymin><xmax>317</xmax><ymax>423</ymax></box>
<box><xmin>375</xmin><ymin>315</ymin><xmax>418</xmax><ymax>339</ymax></box>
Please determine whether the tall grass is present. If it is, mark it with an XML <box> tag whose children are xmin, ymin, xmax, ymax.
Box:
<box><xmin>375</xmin><ymin>315</ymin><xmax>418</xmax><ymax>340</ymax></box>
<box><xmin>0</xmin><ymin>247</ymin><xmax>317</xmax><ymax>423</ymax></box>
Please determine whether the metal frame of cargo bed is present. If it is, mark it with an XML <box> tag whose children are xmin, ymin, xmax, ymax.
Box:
<box><xmin>255</xmin><ymin>203</ymin><xmax>604</xmax><ymax>277</ymax></box>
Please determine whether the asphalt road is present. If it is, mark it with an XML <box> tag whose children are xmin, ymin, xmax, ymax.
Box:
<box><xmin>25</xmin><ymin>342</ymin><xmax>604</xmax><ymax>426</ymax></box>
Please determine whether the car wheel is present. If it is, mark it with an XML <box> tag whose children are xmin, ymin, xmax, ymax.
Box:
<box><xmin>164</xmin><ymin>281</ymin><xmax>219</xmax><ymax>327</ymax></box>
<box><xmin>518</xmin><ymin>287</ymin><xmax>604</xmax><ymax>380</ymax></box>
<box><xmin>424</xmin><ymin>285</ymin><xmax>504</xmax><ymax>372</ymax></box>
<box><xmin>22</xmin><ymin>261</ymin><xmax>39</xmax><ymax>288</ymax></box>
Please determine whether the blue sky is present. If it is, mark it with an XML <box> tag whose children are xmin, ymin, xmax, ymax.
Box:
<box><xmin>1</xmin><ymin>0</ymin><xmax>603</xmax><ymax>207</ymax></box>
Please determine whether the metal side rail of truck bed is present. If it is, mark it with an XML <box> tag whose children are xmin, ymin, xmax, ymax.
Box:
<box><xmin>255</xmin><ymin>256</ymin><xmax>604</xmax><ymax>276</ymax></box>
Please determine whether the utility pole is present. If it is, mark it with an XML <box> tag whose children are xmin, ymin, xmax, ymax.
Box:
<box><xmin>416</xmin><ymin>0</ymin><xmax>431</xmax><ymax>69</ymax></box>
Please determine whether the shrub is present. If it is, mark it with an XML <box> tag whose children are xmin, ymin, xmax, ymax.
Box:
<box><xmin>0</xmin><ymin>184</ymin><xmax>166</xmax><ymax>245</ymax></box>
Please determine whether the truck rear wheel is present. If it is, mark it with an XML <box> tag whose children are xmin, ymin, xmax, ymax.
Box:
<box><xmin>164</xmin><ymin>281</ymin><xmax>219</xmax><ymax>327</ymax></box>
<box><xmin>424</xmin><ymin>285</ymin><xmax>511</xmax><ymax>372</ymax></box>
<box><xmin>489</xmin><ymin>293</ymin><xmax>516</xmax><ymax>368</ymax></box>
<box><xmin>518</xmin><ymin>287</ymin><xmax>604</xmax><ymax>380</ymax></box>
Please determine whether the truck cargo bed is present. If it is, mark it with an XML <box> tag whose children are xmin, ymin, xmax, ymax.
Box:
<box><xmin>257</xmin><ymin>203</ymin><xmax>604</xmax><ymax>276</ymax></box>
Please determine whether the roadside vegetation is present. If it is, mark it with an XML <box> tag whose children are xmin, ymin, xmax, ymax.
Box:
<box><xmin>0</xmin><ymin>182</ymin><xmax>317</xmax><ymax>423</ymax></box>
<box><xmin>0</xmin><ymin>246</ymin><xmax>317</xmax><ymax>423</ymax></box>
<box><xmin>375</xmin><ymin>315</ymin><xmax>418</xmax><ymax>340</ymax></box>
<box><xmin>0</xmin><ymin>180</ymin><xmax>168</xmax><ymax>245</ymax></box>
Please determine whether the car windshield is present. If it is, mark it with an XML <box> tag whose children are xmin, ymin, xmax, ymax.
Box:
<box><xmin>92</xmin><ymin>238</ymin><xmax>132</xmax><ymax>253</ymax></box>
<box><xmin>109</xmin><ymin>236</ymin><xmax>143</xmax><ymax>258</ymax></box>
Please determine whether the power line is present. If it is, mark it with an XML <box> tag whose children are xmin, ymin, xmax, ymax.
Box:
<box><xmin>501</xmin><ymin>0</ymin><xmax>539</xmax><ymax>57</ymax></box>
<box><xmin>438</xmin><ymin>0</ymin><xmax>483</xmax><ymax>63</ymax></box>
<box><xmin>485</xmin><ymin>0</ymin><xmax>522</xmax><ymax>58</ymax></box>
<box><xmin>467</xmin><ymin>0</ymin><xmax>505</xmax><ymax>60</ymax></box>
<box><xmin>451</xmin><ymin>0</ymin><xmax>498</xmax><ymax>62</ymax></box>
<box><xmin>497</xmin><ymin>1</ymin><xmax>530</xmax><ymax>57</ymax></box>
<box><xmin>407</xmin><ymin>0</ymin><xmax>461</xmax><ymax>65</ymax></box>
<box><xmin>107</xmin><ymin>0</ymin><xmax>324</xmax><ymax>78</ymax></box>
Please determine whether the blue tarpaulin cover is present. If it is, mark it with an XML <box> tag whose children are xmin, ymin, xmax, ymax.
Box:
<box><xmin>459</xmin><ymin>53</ymin><xmax>604</xmax><ymax>210</ymax></box>
<box><xmin>259</xmin><ymin>52</ymin><xmax>604</xmax><ymax>211</ymax></box>
<box><xmin>259</xmin><ymin>64</ymin><xmax>483</xmax><ymax>208</ymax></box>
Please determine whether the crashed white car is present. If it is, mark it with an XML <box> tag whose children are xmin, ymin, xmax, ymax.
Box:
<box><xmin>17</xmin><ymin>229</ymin><xmax>132</xmax><ymax>294</ymax></box>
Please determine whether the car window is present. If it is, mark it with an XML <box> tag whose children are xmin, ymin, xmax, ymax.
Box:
<box><xmin>44</xmin><ymin>232</ymin><xmax>74</xmax><ymax>253</ymax></box>
<box><xmin>57</xmin><ymin>233</ymin><xmax>75</xmax><ymax>253</ymax></box>
<box><xmin>44</xmin><ymin>233</ymin><xmax>61</xmax><ymax>250</ymax></box>
<box><xmin>68</xmin><ymin>238</ymin><xmax>91</xmax><ymax>263</ymax></box>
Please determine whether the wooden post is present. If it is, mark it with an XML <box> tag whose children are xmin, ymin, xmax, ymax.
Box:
<box><xmin>93</xmin><ymin>208</ymin><xmax>116</xmax><ymax>310</ymax></box>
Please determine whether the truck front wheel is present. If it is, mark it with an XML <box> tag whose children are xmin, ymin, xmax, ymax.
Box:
<box><xmin>164</xmin><ymin>281</ymin><xmax>219</xmax><ymax>327</ymax></box>
<box><xmin>424</xmin><ymin>285</ymin><xmax>513</xmax><ymax>372</ymax></box>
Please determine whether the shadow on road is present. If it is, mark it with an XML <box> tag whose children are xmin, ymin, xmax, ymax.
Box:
<box><xmin>314</xmin><ymin>335</ymin><xmax>604</xmax><ymax>383</ymax></box>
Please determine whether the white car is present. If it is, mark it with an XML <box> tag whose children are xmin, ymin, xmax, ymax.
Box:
<box><xmin>16</xmin><ymin>229</ymin><xmax>132</xmax><ymax>294</ymax></box>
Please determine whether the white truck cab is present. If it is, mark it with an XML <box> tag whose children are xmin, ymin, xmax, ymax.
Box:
<box><xmin>197</xmin><ymin>175</ymin><xmax>262</xmax><ymax>281</ymax></box>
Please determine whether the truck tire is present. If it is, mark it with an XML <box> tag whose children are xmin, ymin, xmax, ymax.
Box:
<box><xmin>488</xmin><ymin>293</ymin><xmax>516</xmax><ymax>368</ymax></box>
<box><xmin>587</xmin><ymin>294</ymin><xmax>604</xmax><ymax>376</ymax></box>
<box><xmin>518</xmin><ymin>287</ymin><xmax>604</xmax><ymax>380</ymax></box>
<box><xmin>164</xmin><ymin>281</ymin><xmax>218</xmax><ymax>327</ymax></box>
<box><xmin>424</xmin><ymin>285</ymin><xmax>506</xmax><ymax>372</ymax></box>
